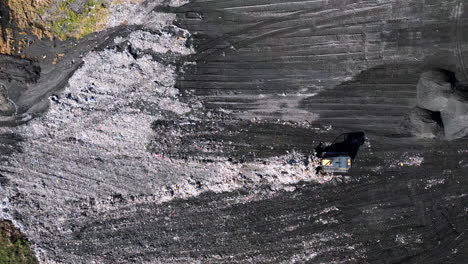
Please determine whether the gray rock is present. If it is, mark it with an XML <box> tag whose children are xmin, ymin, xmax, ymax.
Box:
<box><xmin>413</xmin><ymin>70</ymin><xmax>468</xmax><ymax>140</ymax></box>
<box><xmin>404</xmin><ymin>107</ymin><xmax>443</xmax><ymax>139</ymax></box>
<box><xmin>441</xmin><ymin>97</ymin><xmax>468</xmax><ymax>140</ymax></box>
<box><xmin>417</xmin><ymin>71</ymin><xmax>453</xmax><ymax>112</ymax></box>
<box><xmin>68</xmin><ymin>0</ymin><xmax>90</xmax><ymax>14</ymax></box>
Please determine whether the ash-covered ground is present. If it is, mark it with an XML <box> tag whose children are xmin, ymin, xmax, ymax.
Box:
<box><xmin>0</xmin><ymin>0</ymin><xmax>468</xmax><ymax>263</ymax></box>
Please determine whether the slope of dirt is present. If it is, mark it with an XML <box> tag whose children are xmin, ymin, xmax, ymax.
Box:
<box><xmin>0</xmin><ymin>0</ymin><xmax>466</xmax><ymax>263</ymax></box>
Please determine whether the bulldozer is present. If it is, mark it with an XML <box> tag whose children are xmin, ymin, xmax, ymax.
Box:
<box><xmin>315</xmin><ymin>132</ymin><xmax>365</xmax><ymax>174</ymax></box>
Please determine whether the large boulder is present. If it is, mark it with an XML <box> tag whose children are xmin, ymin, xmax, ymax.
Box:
<box><xmin>404</xmin><ymin>107</ymin><xmax>443</xmax><ymax>139</ymax></box>
<box><xmin>414</xmin><ymin>70</ymin><xmax>468</xmax><ymax>140</ymax></box>
<box><xmin>417</xmin><ymin>71</ymin><xmax>453</xmax><ymax>112</ymax></box>
<box><xmin>441</xmin><ymin>97</ymin><xmax>468</xmax><ymax>140</ymax></box>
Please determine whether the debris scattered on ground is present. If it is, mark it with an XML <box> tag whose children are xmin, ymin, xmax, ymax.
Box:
<box><xmin>390</xmin><ymin>154</ymin><xmax>424</xmax><ymax>167</ymax></box>
<box><xmin>424</xmin><ymin>178</ymin><xmax>446</xmax><ymax>190</ymax></box>
<box><xmin>0</xmin><ymin>6</ymin><xmax>341</xmax><ymax>261</ymax></box>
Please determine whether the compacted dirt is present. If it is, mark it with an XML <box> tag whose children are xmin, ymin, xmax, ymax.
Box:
<box><xmin>0</xmin><ymin>0</ymin><xmax>467</xmax><ymax>263</ymax></box>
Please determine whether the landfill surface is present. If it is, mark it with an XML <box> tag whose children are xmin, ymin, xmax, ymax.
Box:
<box><xmin>0</xmin><ymin>0</ymin><xmax>467</xmax><ymax>263</ymax></box>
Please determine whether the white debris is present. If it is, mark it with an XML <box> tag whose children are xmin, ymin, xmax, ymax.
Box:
<box><xmin>395</xmin><ymin>233</ymin><xmax>423</xmax><ymax>245</ymax></box>
<box><xmin>392</xmin><ymin>155</ymin><xmax>424</xmax><ymax>167</ymax></box>
<box><xmin>395</xmin><ymin>234</ymin><xmax>408</xmax><ymax>245</ymax></box>
<box><xmin>286</xmin><ymin>232</ymin><xmax>361</xmax><ymax>264</ymax></box>
<box><xmin>167</xmin><ymin>0</ymin><xmax>190</xmax><ymax>7</ymax></box>
<box><xmin>290</xmin><ymin>252</ymin><xmax>318</xmax><ymax>263</ymax></box>
<box><xmin>319</xmin><ymin>206</ymin><xmax>340</xmax><ymax>214</ymax></box>
<box><xmin>125</xmin><ymin>30</ymin><xmax>194</xmax><ymax>55</ymax></box>
<box><xmin>108</xmin><ymin>1</ymin><xmax>166</xmax><ymax>28</ymax></box>
<box><xmin>314</xmin><ymin>217</ymin><xmax>339</xmax><ymax>224</ymax></box>
<box><xmin>425</xmin><ymin>178</ymin><xmax>446</xmax><ymax>189</ymax></box>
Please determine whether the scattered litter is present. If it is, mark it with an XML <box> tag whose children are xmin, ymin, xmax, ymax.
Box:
<box><xmin>425</xmin><ymin>178</ymin><xmax>446</xmax><ymax>189</ymax></box>
<box><xmin>154</xmin><ymin>153</ymin><xmax>164</xmax><ymax>160</ymax></box>
<box><xmin>391</xmin><ymin>154</ymin><xmax>424</xmax><ymax>167</ymax></box>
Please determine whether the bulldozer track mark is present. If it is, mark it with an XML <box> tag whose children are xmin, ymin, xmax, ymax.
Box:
<box><xmin>455</xmin><ymin>0</ymin><xmax>468</xmax><ymax>81</ymax></box>
<box><xmin>190</xmin><ymin>3</ymin><xmax>391</xmax><ymax>62</ymax></box>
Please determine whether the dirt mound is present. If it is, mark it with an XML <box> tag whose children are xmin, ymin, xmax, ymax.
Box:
<box><xmin>417</xmin><ymin>70</ymin><xmax>453</xmax><ymax>112</ymax></box>
<box><xmin>407</xmin><ymin>70</ymin><xmax>468</xmax><ymax>140</ymax></box>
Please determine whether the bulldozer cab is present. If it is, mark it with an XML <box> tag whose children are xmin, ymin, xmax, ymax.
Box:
<box><xmin>320</xmin><ymin>153</ymin><xmax>352</xmax><ymax>173</ymax></box>
<box><xmin>315</xmin><ymin>132</ymin><xmax>365</xmax><ymax>174</ymax></box>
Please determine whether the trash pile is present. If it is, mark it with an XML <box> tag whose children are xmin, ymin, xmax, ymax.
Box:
<box><xmin>0</xmin><ymin>7</ymin><xmax>342</xmax><ymax>262</ymax></box>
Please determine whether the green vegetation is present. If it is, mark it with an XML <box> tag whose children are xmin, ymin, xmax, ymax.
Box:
<box><xmin>50</xmin><ymin>0</ymin><xmax>110</xmax><ymax>40</ymax></box>
<box><xmin>2</xmin><ymin>0</ymin><xmax>116</xmax><ymax>54</ymax></box>
<box><xmin>0</xmin><ymin>220</ymin><xmax>38</xmax><ymax>264</ymax></box>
